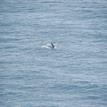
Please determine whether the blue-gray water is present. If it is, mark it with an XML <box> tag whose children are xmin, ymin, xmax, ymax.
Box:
<box><xmin>0</xmin><ymin>0</ymin><xmax>107</xmax><ymax>107</ymax></box>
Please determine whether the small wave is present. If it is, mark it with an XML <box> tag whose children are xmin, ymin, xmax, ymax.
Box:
<box><xmin>41</xmin><ymin>45</ymin><xmax>50</xmax><ymax>49</ymax></box>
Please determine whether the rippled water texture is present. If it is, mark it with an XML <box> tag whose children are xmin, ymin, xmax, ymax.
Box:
<box><xmin>0</xmin><ymin>0</ymin><xmax>107</xmax><ymax>107</ymax></box>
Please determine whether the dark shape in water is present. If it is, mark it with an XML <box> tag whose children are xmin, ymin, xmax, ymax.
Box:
<box><xmin>50</xmin><ymin>42</ymin><xmax>55</xmax><ymax>49</ymax></box>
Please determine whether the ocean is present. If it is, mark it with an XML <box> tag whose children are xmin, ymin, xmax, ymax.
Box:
<box><xmin>0</xmin><ymin>0</ymin><xmax>107</xmax><ymax>107</ymax></box>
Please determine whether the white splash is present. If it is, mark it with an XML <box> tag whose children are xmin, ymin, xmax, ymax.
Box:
<box><xmin>41</xmin><ymin>43</ymin><xmax>57</xmax><ymax>49</ymax></box>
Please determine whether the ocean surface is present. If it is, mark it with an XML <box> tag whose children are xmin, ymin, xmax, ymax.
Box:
<box><xmin>0</xmin><ymin>0</ymin><xmax>107</xmax><ymax>107</ymax></box>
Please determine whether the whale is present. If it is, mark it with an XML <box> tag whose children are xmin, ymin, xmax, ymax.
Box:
<box><xmin>41</xmin><ymin>42</ymin><xmax>55</xmax><ymax>49</ymax></box>
<box><xmin>50</xmin><ymin>42</ymin><xmax>55</xmax><ymax>49</ymax></box>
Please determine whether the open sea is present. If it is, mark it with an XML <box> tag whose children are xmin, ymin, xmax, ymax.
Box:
<box><xmin>0</xmin><ymin>0</ymin><xmax>107</xmax><ymax>107</ymax></box>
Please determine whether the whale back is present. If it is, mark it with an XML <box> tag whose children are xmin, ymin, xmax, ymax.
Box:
<box><xmin>51</xmin><ymin>42</ymin><xmax>55</xmax><ymax>49</ymax></box>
